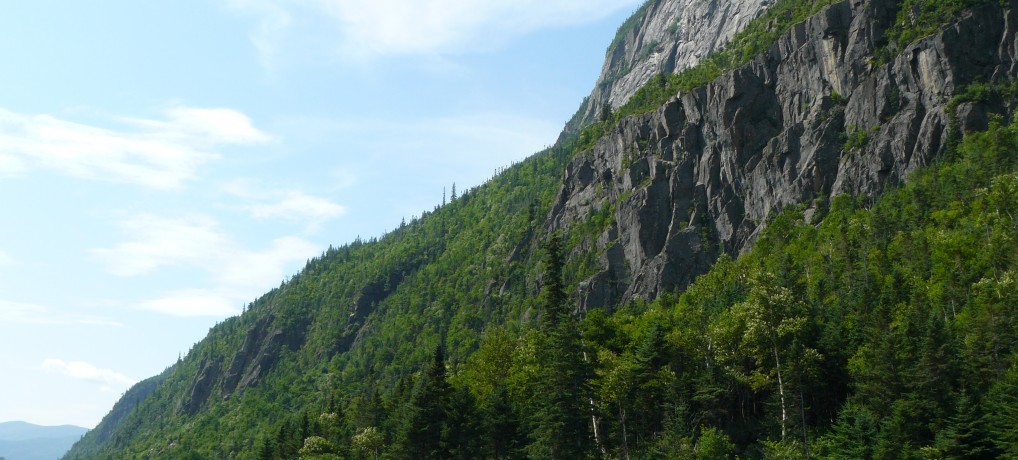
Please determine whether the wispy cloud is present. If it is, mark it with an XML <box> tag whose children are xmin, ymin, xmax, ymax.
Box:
<box><xmin>248</xmin><ymin>192</ymin><xmax>346</xmax><ymax>220</ymax></box>
<box><xmin>225</xmin><ymin>180</ymin><xmax>347</xmax><ymax>223</ymax></box>
<box><xmin>91</xmin><ymin>214</ymin><xmax>228</xmax><ymax>277</ymax></box>
<box><xmin>0</xmin><ymin>106</ymin><xmax>272</xmax><ymax>190</ymax></box>
<box><xmin>92</xmin><ymin>214</ymin><xmax>319</xmax><ymax>317</ymax></box>
<box><xmin>223</xmin><ymin>0</ymin><xmax>293</xmax><ymax>68</ymax></box>
<box><xmin>0</xmin><ymin>300</ymin><xmax>123</xmax><ymax>326</ymax></box>
<box><xmin>225</xmin><ymin>0</ymin><xmax>642</xmax><ymax>62</ymax></box>
<box><xmin>41</xmin><ymin>359</ymin><xmax>136</xmax><ymax>387</ymax></box>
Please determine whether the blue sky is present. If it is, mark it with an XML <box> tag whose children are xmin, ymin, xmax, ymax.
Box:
<box><xmin>0</xmin><ymin>0</ymin><xmax>643</xmax><ymax>428</ymax></box>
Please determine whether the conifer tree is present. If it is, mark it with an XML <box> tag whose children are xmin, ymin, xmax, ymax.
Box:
<box><xmin>443</xmin><ymin>386</ymin><xmax>483</xmax><ymax>459</ymax></box>
<box><xmin>482</xmin><ymin>384</ymin><xmax>525</xmax><ymax>459</ymax></box>
<box><xmin>986</xmin><ymin>364</ymin><xmax>1018</xmax><ymax>459</ymax></box>
<box><xmin>934</xmin><ymin>391</ymin><xmax>998</xmax><ymax>459</ymax></box>
<box><xmin>539</xmin><ymin>233</ymin><xmax>567</xmax><ymax>329</ymax></box>
<box><xmin>529</xmin><ymin>234</ymin><xmax>594</xmax><ymax>459</ymax></box>
<box><xmin>393</xmin><ymin>345</ymin><xmax>451</xmax><ymax>460</ymax></box>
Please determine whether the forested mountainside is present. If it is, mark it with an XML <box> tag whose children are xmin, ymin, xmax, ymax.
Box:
<box><xmin>66</xmin><ymin>0</ymin><xmax>1018</xmax><ymax>459</ymax></box>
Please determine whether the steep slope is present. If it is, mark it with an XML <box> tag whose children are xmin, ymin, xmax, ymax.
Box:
<box><xmin>65</xmin><ymin>0</ymin><xmax>1018</xmax><ymax>458</ymax></box>
<box><xmin>557</xmin><ymin>0</ymin><xmax>1018</xmax><ymax>310</ymax></box>
<box><xmin>574</xmin><ymin>0</ymin><xmax>773</xmax><ymax>127</ymax></box>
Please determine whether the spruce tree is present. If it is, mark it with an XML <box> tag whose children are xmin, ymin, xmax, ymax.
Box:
<box><xmin>528</xmin><ymin>234</ymin><xmax>594</xmax><ymax>459</ymax></box>
<box><xmin>935</xmin><ymin>391</ymin><xmax>998</xmax><ymax>459</ymax></box>
<box><xmin>482</xmin><ymin>384</ymin><xmax>525</xmax><ymax>459</ymax></box>
<box><xmin>393</xmin><ymin>345</ymin><xmax>451</xmax><ymax>460</ymax></box>
<box><xmin>539</xmin><ymin>233</ymin><xmax>567</xmax><ymax>329</ymax></box>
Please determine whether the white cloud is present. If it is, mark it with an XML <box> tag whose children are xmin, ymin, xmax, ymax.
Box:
<box><xmin>0</xmin><ymin>106</ymin><xmax>272</xmax><ymax>190</ymax></box>
<box><xmin>0</xmin><ymin>154</ymin><xmax>26</xmax><ymax>176</ymax></box>
<box><xmin>248</xmin><ymin>191</ymin><xmax>346</xmax><ymax>220</ymax></box>
<box><xmin>0</xmin><ymin>300</ymin><xmax>123</xmax><ymax>327</ymax></box>
<box><xmin>92</xmin><ymin>214</ymin><xmax>320</xmax><ymax>317</ymax></box>
<box><xmin>91</xmin><ymin>214</ymin><xmax>228</xmax><ymax>277</ymax></box>
<box><xmin>226</xmin><ymin>181</ymin><xmax>347</xmax><ymax>222</ymax></box>
<box><xmin>41</xmin><ymin>359</ymin><xmax>136</xmax><ymax>387</ymax></box>
<box><xmin>226</xmin><ymin>0</ymin><xmax>642</xmax><ymax>60</ymax></box>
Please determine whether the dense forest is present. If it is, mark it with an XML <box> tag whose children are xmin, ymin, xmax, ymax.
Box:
<box><xmin>228</xmin><ymin>99</ymin><xmax>1018</xmax><ymax>460</ymax></box>
<box><xmin>65</xmin><ymin>0</ymin><xmax>1018</xmax><ymax>459</ymax></box>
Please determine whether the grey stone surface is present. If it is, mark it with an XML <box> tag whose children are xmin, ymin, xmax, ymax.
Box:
<box><xmin>579</xmin><ymin>0</ymin><xmax>773</xmax><ymax>126</ymax></box>
<box><xmin>554</xmin><ymin>0</ymin><xmax>1018</xmax><ymax>311</ymax></box>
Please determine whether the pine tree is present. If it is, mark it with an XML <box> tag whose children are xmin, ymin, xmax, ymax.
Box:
<box><xmin>934</xmin><ymin>391</ymin><xmax>998</xmax><ymax>459</ymax></box>
<box><xmin>443</xmin><ymin>386</ymin><xmax>483</xmax><ymax>459</ymax></box>
<box><xmin>393</xmin><ymin>345</ymin><xmax>451</xmax><ymax>460</ymax></box>
<box><xmin>986</xmin><ymin>363</ymin><xmax>1018</xmax><ymax>459</ymax></box>
<box><xmin>823</xmin><ymin>403</ymin><xmax>878</xmax><ymax>460</ymax></box>
<box><xmin>528</xmin><ymin>234</ymin><xmax>594</xmax><ymax>459</ymax></box>
<box><xmin>482</xmin><ymin>384</ymin><xmax>525</xmax><ymax>459</ymax></box>
<box><xmin>539</xmin><ymin>234</ymin><xmax>567</xmax><ymax>329</ymax></box>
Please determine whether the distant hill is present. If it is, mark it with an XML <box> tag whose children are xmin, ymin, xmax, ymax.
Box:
<box><xmin>0</xmin><ymin>422</ymin><xmax>88</xmax><ymax>460</ymax></box>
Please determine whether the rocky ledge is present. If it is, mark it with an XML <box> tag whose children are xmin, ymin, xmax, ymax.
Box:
<box><xmin>553</xmin><ymin>0</ymin><xmax>1018</xmax><ymax>311</ymax></box>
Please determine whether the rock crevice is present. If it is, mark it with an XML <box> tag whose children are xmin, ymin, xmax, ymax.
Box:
<box><xmin>554</xmin><ymin>0</ymin><xmax>1018</xmax><ymax>311</ymax></box>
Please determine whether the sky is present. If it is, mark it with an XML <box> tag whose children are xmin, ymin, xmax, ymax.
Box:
<box><xmin>0</xmin><ymin>0</ymin><xmax>643</xmax><ymax>428</ymax></box>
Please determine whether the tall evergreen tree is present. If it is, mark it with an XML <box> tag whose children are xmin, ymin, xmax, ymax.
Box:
<box><xmin>443</xmin><ymin>386</ymin><xmax>483</xmax><ymax>459</ymax></box>
<box><xmin>528</xmin><ymin>233</ymin><xmax>594</xmax><ymax>459</ymax></box>
<box><xmin>482</xmin><ymin>384</ymin><xmax>525</xmax><ymax>459</ymax></box>
<box><xmin>986</xmin><ymin>363</ymin><xmax>1018</xmax><ymax>459</ymax></box>
<box><xmin>539</xmin><ymin>233</ymin><xmax>567</xmax><ymax>329</ymax></box>
<box><xmin>393</xmin><ymin>345</ymin><xmax>451</xmax><ymax>460</ymax></box>
<box><xmin>934</xmin><ymin>391</ymin><xmax>999</xmax><ymax>459</ymax></box>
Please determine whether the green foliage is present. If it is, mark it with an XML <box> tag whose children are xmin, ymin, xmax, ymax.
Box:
<box><xmin>351</xmin><ymin>427</ymin><xmax>382</xmax><ymax>460</ymax></box>
<box><xmin>696</xmin><ymin>426</ymin><xmax>737</xmax><ymax>459</ymax></box>
<box><xmin>886</xmin><ymin>0</ymin><xmax>994</xmax><ymax>48</ymax></box>
<box><xmin>298</xmin><ymin>436</ymin><xmax>341</xmax><ymax>460</ymax></box>
<box><xmin>875</xmin><ymin>0</ymin><xmax>997</xmax><ymax>65</ymax></box>
<box><xmin>842</xmin><ymin>126</ymin><xmax>874</xmax><ymax>153</ymax></box>
<box><xmin>527</xmin><ymin>239</ymin><xmax>595</xmax><ymax>459</ymax></box>
<box><xmin>986</xmin><ymin>362</ymin><xmax>1018</xmax><ymax>458</ymax></box>
<box><xmin>606</xmin><ymin>0</ymin><xmax>655</xmax><ymax>59</ymax></box>
<box><xmin>538</xmin><ymin>234</ymin><xmax>568</xmax><ymax>328</ymax></box>
<box><xmin>63</xmin><ymin>9</ymin><xmax>1018</xmax><ymax>456</ymax></box>
<box><xmin>391</xmin><ymin>346</ymin><xmax>451</xmax><ymax>460</ymax></box>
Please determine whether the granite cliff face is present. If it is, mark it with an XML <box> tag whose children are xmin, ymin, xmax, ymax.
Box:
<box><xmin>555</xmin><ymin>0</ymin><xmax>1018</xmax><ymax>311</ymax></box>
<box><xmin>577</xmin><ymin>0</ymin><xmax>773</xmax><ymax>126</ymax></box>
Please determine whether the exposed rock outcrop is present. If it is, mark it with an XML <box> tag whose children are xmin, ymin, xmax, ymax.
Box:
<box><xmin>176</xmin><ymin>313</ymin><xmax>308</xmax><ymax>414</ymax></box>
<box><xmin>555</xmin><ymin>0</ymin><xmax>1018</xmax><ymax>311</ymax></box>
<box><xmin>578</xmin><ymin>0</ymin><xmax>773</xmax><ymax>126</ymax></box>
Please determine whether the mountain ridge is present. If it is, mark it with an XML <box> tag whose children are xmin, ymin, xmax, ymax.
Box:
<box><xmin>0</xmin><ymin>421</ymin><xmax>88</xmax><ymax>460</ymax></box>
<box><xmin>64</xmin><ymin>0</ymin><xmax>1018</xmax><ymax>458</ymax></box>
<box><xmin>576</xmin><ymin>0</ymin><xmax>774</xmax><ymax>127</ymax></box>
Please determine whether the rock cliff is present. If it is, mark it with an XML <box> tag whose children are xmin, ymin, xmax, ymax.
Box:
<box><xmin>555</xmin><ymin>0</ymin><xmax>1018</xmax><ymax>311</ymax></box>
<box><xmin>577</xmin><ymin>0</ymin><xmax>773</xmax><ymax>126</ymax></box>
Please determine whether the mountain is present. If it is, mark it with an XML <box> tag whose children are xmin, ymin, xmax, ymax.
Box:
<box><xmin>573</xmin><ymin>0</ymin><xmax>772</xmax><ymax>128</ymax></box>
<box><xmin>554</xmin><ymin>0</ymin><xmax>1014</xmax><ymax>310</ymax></box>
<box><xmin>65</xmin><ymin>0</ymin><xmax>1018</xmax><ymax>458</ymax></box>
<box><xmin>0</xmin><ymin>422</ymin><xmax>88</xmax><ymax>460</ymax></box>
